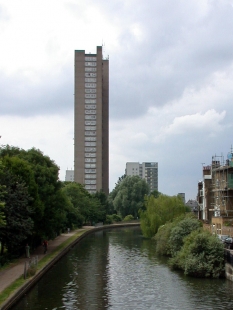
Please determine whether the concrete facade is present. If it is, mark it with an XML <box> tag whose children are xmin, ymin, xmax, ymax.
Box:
<box><xmin>74</xmin><ymin>46</ymin><xmax>109</xmax><ymax>194</ymax></box>
<box><xmin>65</xmin><ymin>170</ymin><xmax>74</xmax><ymax>182</ymax></box>
<box><xmin>125</xmin><ymin>162</ymin><xmax>158</xmax><ymax>192</ymax></box>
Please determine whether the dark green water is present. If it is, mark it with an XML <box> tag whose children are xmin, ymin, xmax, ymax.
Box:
<box><xmin>11</xmin><ymin>227</ymin><xmax>233</xmax><ymax>309</ymax></box>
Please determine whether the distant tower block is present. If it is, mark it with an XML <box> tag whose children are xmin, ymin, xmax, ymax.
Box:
<box><xmin>125</xmin><ymin>162</ymin><xmax>158</xmax><ymax>192</ymax></box>
<box><xmin>74</xmin><ymin>46</ymin><xmax>109</xmax><ymax>194</ymax></box>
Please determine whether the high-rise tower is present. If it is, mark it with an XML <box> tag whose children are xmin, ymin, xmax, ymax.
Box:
<box><xmin>74</xmin><ymin>46</ymin><xmax>109</xmax><ymax>194</ymax></box>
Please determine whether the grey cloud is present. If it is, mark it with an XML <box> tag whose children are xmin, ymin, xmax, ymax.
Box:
<box><xmin>0</xmin><ymin>66</ymin><xmax>73</xmax><ymax>116</ymax></box>
<box><xmin>2</xmin><ymin>0</ymin><xmax>233</xmax><ymax>123</ymax></box>
<box><xmin>107</xmin><ymin>0</ymin><xmax>233</xmax><ymax>118</ymax></box>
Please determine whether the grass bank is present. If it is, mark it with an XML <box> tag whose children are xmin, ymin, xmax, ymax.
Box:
<box><xmin>0</xmin><ymin>229</ymin><xmax>89</xmax><ymax>307</ymax></box>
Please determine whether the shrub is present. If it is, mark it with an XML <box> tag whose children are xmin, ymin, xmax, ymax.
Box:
<box><xmin>123</xmin><ymin>215</ymin><xmax>134</xmax><ymax>221</ymax></box>
<box><xmin>105</xmin><ymin>214</ymin><xmax>122</xmax><ymax>224</ymax></box>
<box><xmin>169</xmin><ymin>229</ymin><xmax>225</xmax><ymax>278</ymax></box>
<box><xmin>169</xmin><ymin>216</ymin><xmax>202</xmax><ymax>256</ymax></box>
<box><xmin>111</xmin><ymin>214</ymin><xmax>122</xmax><ymax>222</ymax></box>
<box><xmin>105</xmin><ymin>215</ymin><xmax>113</xmax><ymax>224</ymax></box>
<box><xmin>154</xmin><ymin>222</ymin><xmax>174</xmax><ymax>256</ymax></box>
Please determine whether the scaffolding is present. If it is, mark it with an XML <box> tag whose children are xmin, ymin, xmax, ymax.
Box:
<box><xmin>211</xmin><ymin>153</ymin><xmax>233</xmax><ymax>217</ymax></box>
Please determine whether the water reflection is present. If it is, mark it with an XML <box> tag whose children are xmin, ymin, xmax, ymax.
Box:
<box><xmin>11</xmin><ymin>227</ymin><xmax>233</xmax><ymax>310</ymax></box>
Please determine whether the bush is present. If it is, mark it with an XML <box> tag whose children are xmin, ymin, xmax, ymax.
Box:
<box><xmin>169</xmin><ymin>216</ymin><xmax>202</xmax><ymax>256</ymax></box>
<box><xmin>123</xmin><ymin>215</ymin><xmax>134</xmax><ymax>221</ymax></box>
<box><xmin>169</xmin><ymin>229</ymin><xmax>225</xmax><ymax>278</ymax></box>
<box><xmin>105</xmin><ymin>214</ymin><xmax>122</xmax><ymax>224</ymax></box>
<box><xmin>111</xmin><ymin>214</ymin><xmax>122</xmax><ymax>222</ymax></box>
<box><xmin>154</xmin><ymin>222</ymin><xmax>174</xmax><ymax>256</ymax></box>
<box><xmin>105</xmin><ymin>215</ymin><xmax>113</xmax><ymax>224</ymax></box>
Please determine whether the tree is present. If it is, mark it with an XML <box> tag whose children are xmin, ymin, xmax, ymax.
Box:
<box><xmin>109</xmin><ymin>175</ymin><xmax>149</xmax><ymax>218</ymax></box>
<box><xmin>0</xmin><ymin>146</ymin><xmax>70</xmax><ymax>240</ymax></box>
<box><xmin>62</xmin><ymin>182</ymin><xmax>106</xmax><ymax>226</ymax></box>
<box><xmin>0</xmin><ymin>161</ymin><xmax>6</xmax><ymax>227</ymax></box>
<box><xmin>0</xmin><ymin>169</ymin><xmax>33</xmax><ymax>255</ymax></box>
<box><xmin>150</xmin><ymin>189</ymin><xmax>161</xmax><ymax>198</ymax></box>
<box><xmin>2</xmin><ymin>155</ymin><xmax>43</xmax><ymax>228</ymax></box>
<box><xmin>140</xmin><ymin>194</ymin><xmax>187</xmax><ymax>238</ymax></box>
<box><xmin>92</xmin><ymin>190</ymin><xmax>113</xmax><ymax>219</ymax></box>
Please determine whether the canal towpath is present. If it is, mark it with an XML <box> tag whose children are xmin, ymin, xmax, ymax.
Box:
<box><xmin>0</xmin><ymin>227</ymin><xmax>93</xmax><ymax>294</ymax></box>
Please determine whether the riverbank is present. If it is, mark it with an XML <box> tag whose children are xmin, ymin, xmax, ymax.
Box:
<box><xmin>0</xmin><ymin>222</ymin><xmax>140</xmax><ymax>310</ymax></box>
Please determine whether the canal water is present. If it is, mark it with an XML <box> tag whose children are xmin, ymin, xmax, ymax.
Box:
<box><xmin>12</xmin><ymin>227</ymin><xmax>233</xmax><ymax>310</ymax></box>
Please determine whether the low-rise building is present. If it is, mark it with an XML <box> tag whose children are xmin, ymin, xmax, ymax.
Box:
<box><xmin>186</xmin><ymin>199</ymin><xmax>198</xmax><ymax>216</ymax></box>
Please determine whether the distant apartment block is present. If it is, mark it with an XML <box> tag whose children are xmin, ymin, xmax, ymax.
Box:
<box><xmin>65</xmin><ymin>170</ymin><xmax>74</xmax><ymax>182</ymax></box>
<box><xmin>125</xmin><ymin>162</ymin><xmax>158</xmax><ymax>192</ymax></box>
<box><xmin>74</xmin><ymin>46</ymin><xmax>109</xmax><ymax>194</ymax></box>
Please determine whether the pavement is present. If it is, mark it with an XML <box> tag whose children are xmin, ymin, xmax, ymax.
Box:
<box><xmin>0</xmin><ymin>228</ymin><xmax>92</xmax><ymax>294</ymax></box>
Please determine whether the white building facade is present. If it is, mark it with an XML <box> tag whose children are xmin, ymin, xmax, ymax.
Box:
<box><xmin>125</xmin><ymin>162</ymin><xmax>158</xmax><ymax>192</ymax></box>
<box><xmin>65</xmin><ymin>170</ymin><xmax>74</xmax><ymax>182</ymax></box>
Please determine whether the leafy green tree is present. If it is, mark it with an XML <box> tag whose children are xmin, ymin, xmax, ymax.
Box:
<box><xmin>150</xmin><ymin>189</ymin><xmax>161</xmax><ymax>198</ymax></box>
<box><xmin>108</xmin><ymin>175</ymin><xmax>126</xmax><ymax>213</ymax></box>
<box><xmin>140</xmin><ymin>194</ymin><xmax>187</xmax><ymax>238</ymax></box>
<box><xmin>1</xmin><ymin>155</ymin><xmax>43</xmax><ymax>228</ymax></box>
<box><xmin>0</xmin><ymin>169</ymin><xmax>33</xmax><ymax>255</ymax></box>
<box><xmin>169</xmin><ymin>229</ymin><xmax>225</xmax><ymax>278</ymax></box>
<box><xmin>0</xmin><ymin>146</ymin><xmax>69</xmax><ymax>240</ymax></box>
<box><xmin>0</xmin><ymin>161</ymin><xmax>6</xmax><ymax>227</ymax></box>
<box><xmin>62</xmin><ymin>182</ymin><xmax>106</xmax><ymax>226</ymax></box>
<box><xmin>109</xmin><ymin>175</ymin><xmax>149</xmax><ymax>218</ymax></box>
<box><xmin>92</xmin><ymin>190</ymin><xmax>113</xmax><ymax>218</ymax></box>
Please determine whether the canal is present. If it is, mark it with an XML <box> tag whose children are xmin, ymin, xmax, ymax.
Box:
<box><xmin>11</xmin><ymin>226</ymin><xmax>233</xmax><ymax>309</ymax></box>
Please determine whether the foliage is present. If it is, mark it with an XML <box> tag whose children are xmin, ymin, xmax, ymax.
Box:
<box><xmin>0</xmin><ymin>145</ymin><xmax>70</xmax><ymax>244</ymax></box>
<box><xmin>62</xmin><ymin>182</ymin><xmax>106</xmax><ymax>226</ymax></box>
<box><xmin>109</xmin><ymin>175</ymin><xmax>149</xmax><ymax>218</ymax></box>
<box><xmin>105</xmin><ymin>215</ymin><xmax>113</xmax><ymax>224</ymax></box>
<box><xmin>106</xmin><ymin>214</ymin><xmax>122</xmax><ymax>224</ymax></box>
<box><xmin>0</xmin><ymin>144</ymin><xmax>114</xmax><ymax>266</ymax></box>
<box><xmin>123</xmin><ymin>215</ymin><xmax>134</xmax><ymax>221</ymax></box>
<box><xmin>140</xmin><ymin>194</ymin><xmax>187</xmax><ymax>238</ymax></box>
<box><xmin>0</xmin><ymin>161</ymin><xmax>6</xmax><ymax>228</ymax></box>
<box><xmin>169</xmin><ymin>215</ymin><xmax>202</xmax><ymax>256</ymax></box>
<box><xmin>111</xmin><ymin>214</ymin><xmax>122</xmax><ymax>222</ymax></box>
<box><xmin>150</xmin><ymin>189</ymin><xmax>161</xmax><ymax>198</ymax></box>
<box><xmin>92</xmin><ymin>190</ymin><xmax>113</xmax><ymax>217</ymax></box>
<box><xmin>169</xmin><ymin>229</ymin><xmax>225</xmax><ymax>278</ymax></box>
<box><xmin>154</xmin><ymin>222</ymin><xmax>174</xmax><ymax>256</ymax></box>
<box><xmin>0</xmin><ymin>169</ymin><xmax>34</xmax><ymax>255</ymax></box>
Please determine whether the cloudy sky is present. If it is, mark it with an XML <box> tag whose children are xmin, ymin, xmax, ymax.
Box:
<box><xmin>1</xmin><ymin>0</ymin><xmax>233</xmax><ymax>200</ymax></box>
